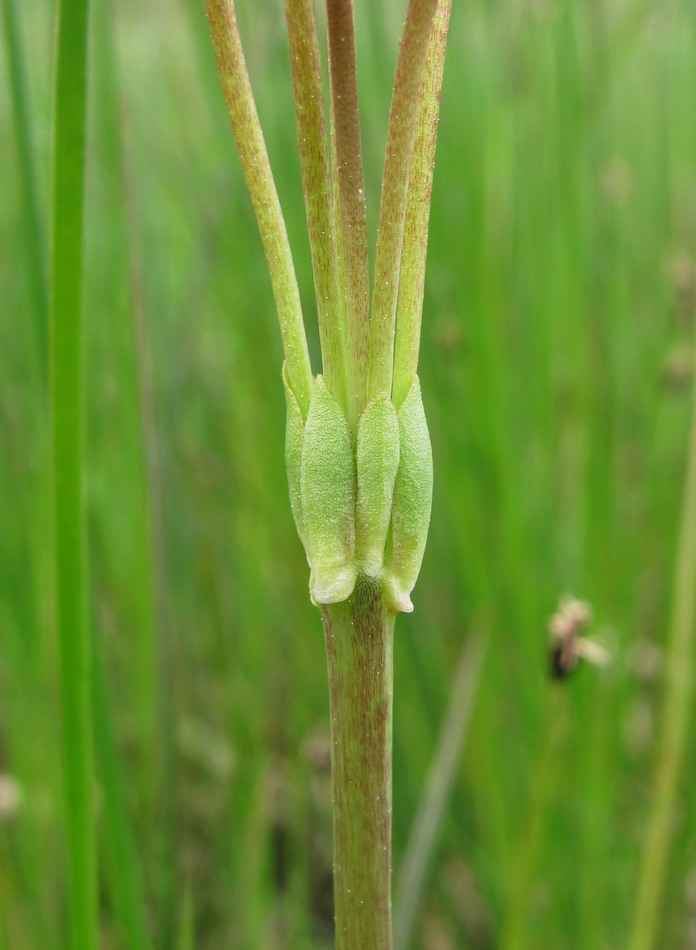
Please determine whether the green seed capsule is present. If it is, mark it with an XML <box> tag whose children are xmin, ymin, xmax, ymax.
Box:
<box><xmin>301</xmin><ymin>376</ymin><xmax>357</xmax><ymax>605</ymax></box>
<box><xmin>384</xmin><ymin>377</ymin><xmax>433</xmax><ymax>613</ymax></box>
<box><xmin>356</xmin><ymin>394</ymin><xmax>400</xmax><ymax>577</ymax></box>
<box><xmin>282</xmin><ymin>363</ymin><xmax>306</xmax><ymax>549</ymax></box>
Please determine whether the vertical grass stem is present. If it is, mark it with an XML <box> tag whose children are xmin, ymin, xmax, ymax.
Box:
<box><xmin>50</xmin><ymin>0</ymin><xmax>97</xmax><ymax>945</ymax></box>
<box><xmin>2</xmin><ymin>0</ymin><xmax>48</xmax><ymax>376</ymax></box>
<box><xmin>629</xmin><ymin>323</ymin><xmax>696</xmax><ymax>950</ymax></box>
<box><xmin>394</xmin><ymin>629</ymin><xmax>486</xmax><ymax>950</ymax></box>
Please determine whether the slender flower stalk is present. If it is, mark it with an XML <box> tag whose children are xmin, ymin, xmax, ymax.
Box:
<box><xmin>326</xmin><ymin>0</ymin><xmax>371</xmax><ymax>430</ymax></box>
<box><xmin>284</xmin><ymin>0</ymin><xmax>345</xmax><ymax>404</ymax></box>
<box><xmin>393</xmin><ymin>0</ymin><xmax>452</xmax><ymax>410</ymax></box>
<box><xmin>206</xmin><ymin>0</ymin><xmax>313</xmax><ymax>417</ymax></box>
<box><xmin>205</xmin><ymin>1</ymin><xmax>451</xmax><ymax>942</ymax></box>
<box><xmin>368</xmin><ymin>0</ymin><xmax>440</xmax><ymax>401</ymax></box>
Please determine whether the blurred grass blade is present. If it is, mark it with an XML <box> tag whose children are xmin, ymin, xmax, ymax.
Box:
<box><xmin>92</xmin><ymin>0</ymin><xmax>174</xmax><ymax>933</ymax></box>
<box><xmin>630</xmin><ymin>320</ymin><xmax>696</xmax><ymax>950</ymax></box>
<box><xmin>500</xmin><ymin>688</ymin><xmax>569</xmax><ymax>950</ymax></box>
<box><xmin>394</xmin><ymin>630</ymin><xmax>487</xmax><ymax>950</ymax></box>
<box><xmin>92</xmin><ymin>625</ymin><xmax>150</xmax><ymax>950</ymax></box>
<box><xmin>176</xmin><ymin>885</ymin><xmax>195</xmax><ymax>950</ymax></box>
<box><xmin>2</xmin><ymin>0</ymin><xmax>48</xmax><ymax>378</ymax></box>
<box><xmin>50</xmin><ymin>0</ymin><xmax>96</xmax><ymax>944</ymax></box>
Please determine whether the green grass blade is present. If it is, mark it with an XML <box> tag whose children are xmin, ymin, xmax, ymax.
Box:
<box><xmin>394</xmin><ymin>630</ymin><xmax>487</xmax><ymax>950</ymax></box>
<box><xmin>630</xmin><ymin>321</ymin><xmax>696</xmax><ymax>950</ymax></box>
<box><xmin>2</xmin><ymin>0</ymin><xmax>48</xmax><ymax>378</ymax></box>
<box><xmin>92</xmin><ymin>627</ymin><xmax>150</xmax><ymax>950</ymax></box>
<box><xmin>499</xmin><ymin>688</ymin><xmax>569</xmax><ymax>950</ymax></box>
<box><xmin>50</xmin><ymin>0</ymin><xmax>97</xmax><ymax>944</ymax></box>
<box><xmin>176</xmin><ymin>886</ymin><xmax>195</xmax><ymax>950</ymax></box>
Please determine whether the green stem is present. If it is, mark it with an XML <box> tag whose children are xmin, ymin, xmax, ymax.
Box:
<box><xmin>2</xmin><ymin>0</ymin><xmax>48</xmax><ymax>378</ymax></box>
<box><xmin>284</xmin><ymin>0</ymin><xmax>345</xmax><ymax>402</ymax></box>
<box><xmin>206</xmin><ymin>0</ymin><xmax>313</xmax><ymax>416</ymax></box>
<box><xmin>322</xmin><ymin>577</ymin><xmax>395</xmax><ymax>950</ymax></box>
<box><xmin>92</xmin><ymin>626</ymin><xmax>150</xmax><ymax>950</ymax></box>
<box><xmin>50</xmin><ymin>0</ymin><xmax>97</xmax><ymax>944</ymax></box>
<box><xmin>500</xmin><ymin>688</ymin><xmax>568</xmax><ymax>950</ymax></box>
<box><xmin>629</xmin><ymin>324</ymin><xmax>696</xmax><ymax>950</ymax></box>
<box><xmin>392</xmin><ymin>0</ymin><xmax>451</xmax><ymax>410</ymax></box>
<box><xmin>368</xmin><ymin>0</ymin><xmax>439</xmax><ymax>401</ymax></box>
<box><xmin>326</xmin><ymin>0</ymin><xmax>370</xmax><ymax>431</ymax></box>
<box><xmin>394</xmin><ymin>629</ymin><xmax>486</xmax><ymax>950</ymax></box>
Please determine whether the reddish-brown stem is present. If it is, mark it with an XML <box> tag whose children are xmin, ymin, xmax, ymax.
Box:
<box><xmin>368</xmin><ymin>0</ymin><xmax>440</xmax><ymax>401</ymax></box>
<box><xmin>393</xmin><ymin>0</ymin><xmax>452</xmax><ymax>409</ymax></box>
<box><xmin>322</xmin><ymin>577</ymin><xmax>395</xmax><ymax>950</ymax></box>
<box><xmin>327</xmin><ymin>0</ymin><xmax>370</xmax><ymax>431</ymax></box>
<box><xmin>284</xmin><ymin>0</ymin><xmax>345</xmax><ymax>402</ymax></box>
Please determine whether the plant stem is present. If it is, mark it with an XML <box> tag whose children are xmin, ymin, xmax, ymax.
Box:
<box><xmin>394</xmin><ymin>629</ymin><xmax>486</xmax><ymax>950</ymax></box>
<box><xmin>92</xmin><ymin>624</ymin><xmax>150</xmax><ymax>950</ymax></box>
<box><xmin>284</xmin><ymin>0</ymin><xmax>345</xmax><ymax>403</ymax></box>
<box><xmin>629</xmin><ymin>322</ymin><xmax>696</xmax><ymax>950</ymax></box>
<box><xmin>322</xmin><ymin>577</ymin><xmax>395</xmax><ymax>950</ymax></box>
<box><xmin>50</xmin><ymin>0</ymin><xmax>97</xmax><ymax>944</ymax></box>
<box><xmin>327</xmin><ymin>0</ymin><xmax>370</xmax><ymax>431</ymax></box>
<box><xmin>2</xmin><ymin>0</ymin><xmax>48</xmax><ymax>378</ymax></box>
<box><xmin>392</xmin><ymin>0</ymin><xmax>451</xmax><ymax>410</ymax></box>
<box><xmin>206</xmin><ymin>0</ymin><xmax>313</xmax><ymax>417</ymax></box>
<box><xmin>500</xmin><ymin>688</ymin><xmax>568</xmax><ymax>950</ymax></box>
<box><xmin>368</xmin><ymin>0</ymin><xmax>439</xmax><ymax>401</ymax></box>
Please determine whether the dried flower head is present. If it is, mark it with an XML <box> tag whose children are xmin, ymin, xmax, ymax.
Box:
<box><xmin>549</xmin><ymin>595</ymin><xmax>609</xmax><ymax>679</ymax></box>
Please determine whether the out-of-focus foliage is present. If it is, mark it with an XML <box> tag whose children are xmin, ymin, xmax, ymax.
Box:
<box><xmin>1</xmin><ymin>0</ymin><xmax>695</xmax><ymax>946</ymax></box>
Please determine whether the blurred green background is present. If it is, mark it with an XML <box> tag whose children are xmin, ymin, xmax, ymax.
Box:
<box><xmin>2</xmin><ymin>0</ymin><xmax>696</xmax><ymax>946</ymax></box>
